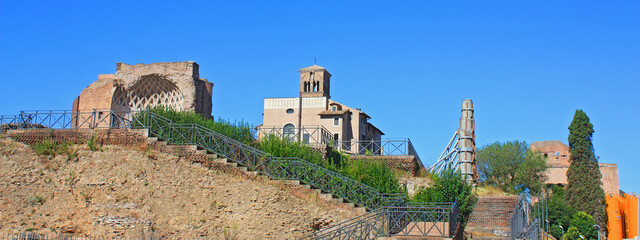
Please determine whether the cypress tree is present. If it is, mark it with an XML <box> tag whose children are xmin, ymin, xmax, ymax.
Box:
<box><xmin>565</xmin><ymin>109</ymin><xmax>607</xmax><ymax>228</ymax></box>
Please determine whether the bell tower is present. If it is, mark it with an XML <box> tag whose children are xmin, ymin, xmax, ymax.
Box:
<box><xmin>299</xmin><ymin>65</ymin><xmax>331</xmax><ymax>98</ymax></box>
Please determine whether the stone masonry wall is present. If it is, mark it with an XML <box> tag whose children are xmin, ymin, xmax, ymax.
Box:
<box><xmin>7</xmin><ymin>129</ymin><xmax>149</xmax><ymax>146</ymax></box>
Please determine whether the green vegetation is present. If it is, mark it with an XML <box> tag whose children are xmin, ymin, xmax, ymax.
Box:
<box><xmin>28</xmin><ymin>195</ymin><xmax>45</xmax><ymax>205</ymax></box>
<box><xmin>31</xmin><ymin>138</ymin><xmax>78</xmax><ymax>161</ymax></box>
<box><xmin>340</xmin><ymin>159</ymin><xmax>403</xmax><ymax>194</ymax></box>
<box><xmin>31</xmin><ymin>138</ymin><xmax>59</xmax><ymax>156</ymax></box>
<box><xmin>552</xmin><ymin>210</ymin><xmax>599</xmax><ymax>240</ymax></box>
<box><xmin>257</xmin><ymin>135</ymin><xmax>324</xmax><ymax>166</ymax></box>
<box><xmin>144</xmin><ymin>107</ymin><xmax>403</xmax><ymax>194</ymax></box>
<box><xmin>412</xmin><ymin>169</ymin><xmax>477</xmax><ymax>228</ymax></box>
<box><xmin>87</xmin><ymin>133</ymin><xmax>102</xmax><ymax>151</ymax></box>
<box><xmin>258</xmin><ymin>135</ymin><xmax>403</xmax><ymax>194</ymax></box>
<box><xmin>146</xmin><ymin>107</ymin><xmax>254</xmax><ymax>144</ymax></box>
<box><xmin>476</xmin><ymin>141</ymin><xmax>547</xmax><ymax>195</ymax></box>
<box><xmin>568</xmin><ymin>211</ymin><xmax>598</xmax><ymax>240</ymax></box>
<box><xmin>565</xmin><ymin>110</ymin><xmax>607</xmax><ymax>228</ymax></box>
<box><xmin>536</xmin><ymin>185</ymin><xmax>576</xmax><ymax>239</ymax></box>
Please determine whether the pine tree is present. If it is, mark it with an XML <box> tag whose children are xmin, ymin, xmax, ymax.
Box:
<box><xmin>565</xmin><ymin>109</ymin><xmax>607</xmax><ymax>228</ymax></box>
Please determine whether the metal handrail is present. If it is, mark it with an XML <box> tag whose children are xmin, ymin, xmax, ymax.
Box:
<box><xmin>254</xmin><ymin>125</ymin><xmax>423</xmax><ymax>161</ymax></box>
<box><xmin>1</xmin><ymin>110</ymin><xmax>405</xmax><ymax>211</ymax></box>
<box><xmin>255</xmin><ymin>125</ymin><xmax>334</xmax><ymax>146</ymax></box>
<box><xmin>301</xmin><ymin>202</ymin><xmax>459</xmax><ymax>239</ymax></box>
<box><xmin>510</xmin><ymin>195</ymin><xmax>548</xmax><ymax>240</ymax></box>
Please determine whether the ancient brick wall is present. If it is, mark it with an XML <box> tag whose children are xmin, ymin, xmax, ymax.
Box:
<box><xmin>348</xmin><ymin>155</ymin><xmax>424</xmax><ymax>177</ymax></box>
<box><xmin>7</xmin><ymin>129</ymin><xmax>149</xmax><ymax>146</ymax></box>
<box><xmin>531</xmin><ymin>140</ymin><xmax>620</xmax><ymax>194</ymax></box>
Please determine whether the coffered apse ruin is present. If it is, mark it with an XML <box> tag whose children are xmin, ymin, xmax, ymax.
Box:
<box><xmin>72</xmin><ymin>61</ymin><xmax>213</xmax><ymax>118</ymax></box>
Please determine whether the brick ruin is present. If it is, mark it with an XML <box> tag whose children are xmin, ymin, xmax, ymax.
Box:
<box><xmin>530</xmin><ymin>140</ymin><xmax>620</xmax><ymax>195</ymax></box>
<box><xmin>72</xmin><ymin>61</ymin><xmax>213</xmax><ymax>117</ymax></box>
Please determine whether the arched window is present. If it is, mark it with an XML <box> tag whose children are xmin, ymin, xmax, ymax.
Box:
<box><xmin>283</xmin><ymin>123</ymin><xmax>296</xmax><ymax>141</ymax></box>
<box><xmin>126</xmin><ymin>74</ymin><xmax>183</xmax><ymax>111</ymax></box>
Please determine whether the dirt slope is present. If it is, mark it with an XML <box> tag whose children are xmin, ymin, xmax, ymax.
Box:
<box><xmin>0</xmin><ymin>138</ymin><xmax>354</xmax><ymax>239</ymax></box>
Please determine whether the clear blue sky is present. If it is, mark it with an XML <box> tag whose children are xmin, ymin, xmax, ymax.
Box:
<box><xmin>1</xmin><ymin>1</ymin><xmax>638</xmax><ymax>193</ymax></box>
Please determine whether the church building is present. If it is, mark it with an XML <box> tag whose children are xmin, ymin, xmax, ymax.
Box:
<box><xmin>258</xmin><ymin>65</ymin><xmax>383</xmax><ymax>152</ymax></box>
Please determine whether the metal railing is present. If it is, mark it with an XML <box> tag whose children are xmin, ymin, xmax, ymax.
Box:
<box><xmin>336</xmin><ymin>138</ymin><xmax>413</xmax><ymax>156</ymax></box>
<box><xmin>301</xmin><ymin>202</ymin><xmax>460</xmax><ymax>239</ymax></box>
<box><xmin>255</xmin><ymin>125</ymin><xmax>334</xmax><ymax>146</ymax></box>
<box><xmin>0</xmin><ymin>110</ymin><xmax>137</xmax><ymax>133</ymax></box>
<box><xmin>510</xmin><ymin>195</ymin><xmax>550</xmax><ymax>240</ymax></box>
<box><xmin>253</xmin><ymin>125</ymin><xmax>423</xmax><ymax>164</ymax></box>
<box><xmin>1</xmin><ymin>110</ymin><xmax>404</xmax><ymax>210</ymax></box>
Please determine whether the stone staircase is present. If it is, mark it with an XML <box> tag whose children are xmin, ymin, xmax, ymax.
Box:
<box><xmin>465</xmin><ymin>196</ymin><xmax>518</xmax><ymax>240</ymax></box>
<box><xmin>145</xmin><ymin>136</ymin><xmax>368</xmax><ymax>214</ymax></box>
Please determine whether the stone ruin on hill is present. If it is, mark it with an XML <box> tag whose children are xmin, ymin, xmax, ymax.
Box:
<box><xmin>72</xmin><ymin>61</ymin><xmax>213</xmax><ymax>117</ymax></box>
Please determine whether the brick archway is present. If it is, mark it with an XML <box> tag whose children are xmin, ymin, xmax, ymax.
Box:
<box><xmin>112</xmin><ymin>74</ymin><xmax>184</xmax><ymax>111</ymax></box>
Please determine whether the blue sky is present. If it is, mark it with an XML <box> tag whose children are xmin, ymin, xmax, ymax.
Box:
<box><xmin>1</xmin><ymin>1</ymin><xmax>638</xmax><ymax>193</ymax></box>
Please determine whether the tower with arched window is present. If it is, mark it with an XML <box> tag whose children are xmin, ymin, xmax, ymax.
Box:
<box><xmin>260</xmin><ymin>64</ymin><xmax>384</xmax><ymax>150</ymax></box>
<box><xmin>299</xmin><ymin>65</ymin><xmax>331</xmax><ymax>98</ymax></box>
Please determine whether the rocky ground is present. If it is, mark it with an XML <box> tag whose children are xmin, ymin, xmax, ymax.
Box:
<box><xmin>0</xmin><ymin>137</ymin><xmax>355</xmax><ymax>239</ymax></box>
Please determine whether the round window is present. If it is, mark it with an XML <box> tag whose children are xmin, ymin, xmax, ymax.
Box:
<box><xmin>286</xmin><ymin>109</ymin><xmax>294</xmax><ymax>114</ymax></box>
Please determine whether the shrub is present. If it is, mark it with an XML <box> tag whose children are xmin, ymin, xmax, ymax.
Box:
<box><xmin>87</xmin><ymin>133</ymin><xmax>102</xmax><ymax>151</ymax></box>
<box><xmin>258</xmin><ymin>135</ymin><xmax>403</xmax><ymax>194</ymax></box>
<box><xmin>412</xmin><ymin>169</ymin><xmax>477</xmax><ymax>228</ymax></box>
<box><xmin>534</xmin><ymin>185</ymin><xmax>575</xmax><ymax>239</ymax></box>
<box><xmin>568</xmin><ymin>211</ymin><xmax>598</xmax><ymax>240</ymax></box>
<box><xmin>31</xmin><ymin>138</ymin><xmax>58</xmax><ymax>157</ymax></box>
<box><xmin>257</xmin><ymin>135</ymin><xmax>324</xmax><ymax>166</ymax></box>
<box><xmin>59</xmin><ymin>142</ymin><xmax>79</xmax><ymax>161</ymax></box>
<box><xmin>32</xmin><ymin>138</ymin><xmax>78</xmax><ymax>161</ymax></box>
<box><xmin>145</xmin><ymin>107</ymin><xmax>254</xmax><ymax>144</ymax></box>
<box><xmin>340</xmin><ymin>159</ymin><xmax>403</xmax><ymax>194</ymax></box>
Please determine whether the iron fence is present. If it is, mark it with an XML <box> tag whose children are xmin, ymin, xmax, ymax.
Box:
<box><xmin>255</xmin><ymin>125</ymin><xmax>334</xmax><ymax>146</ymax></box>
<box><xmin>301</xmin><ymin>202</ymin><xmax>459</xmax><ymax>240</ymax></box>
<box><xmin>0</xmin><ymin>110</ymin><xmax>136</xmax><ymax>133</ymax></box>
<box><xmin>335</xmin><ymin>138</ymin><xmax>412</xmax><ymax>156</ymax></box>
<box><xmin>1</xmin><ymin>110</ymin><xmax>405</xmax><ymax>211</ymax></box>
<box><xmin>510</xmin><ymin>195</ymin><xmax>549</xmax><ymax>240</ymax></box>
<box><xmin>253</xmin><ymin>125</ymin><xmax>423</xmax><ymax>164</ymax></box>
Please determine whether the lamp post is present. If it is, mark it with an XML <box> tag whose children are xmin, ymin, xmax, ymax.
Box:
<box><xmin>593</xmin><ymin>224</ymin><xmax>601</xmax><ymax>240</ymax></box>
<box><xmin>579</xmin><ymin>235</ymin><xmax>585</xmax><ymax>239</ymax></box>
<box><xmin>559</xmin><ymin>225</ymin><xmax>565</xmax><ymax>240</ymax></box>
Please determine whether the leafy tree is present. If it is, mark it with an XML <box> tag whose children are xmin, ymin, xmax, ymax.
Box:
<box><xmin>539</xmin><ymin>185</ymin><xmax>575</xmax><ymax>239</ymax></box>
<box><xmin>565</xmin><ymin>226</ymin><xmax>581</xmax><ymax>240</ymax></box>
<box><xmin>413</xmin><ymin>169</ymin><xmax>477</xmax><ymax>228</ymax></box>
<box><xmin>565</xmin><ymin>110</ymin><xmax>607</xmax><ymax>228</ymax></box>
<box><xmin>569</xmin><ymin>211</ymin><xmax>598</xmax><ymax>240</ymax></box>
<box><xmin>476</xmin><ymin>141</ymin><xmax>547</xmax><ymax>194</ymax></box>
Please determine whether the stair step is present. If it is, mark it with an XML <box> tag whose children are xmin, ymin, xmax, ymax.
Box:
<box><xmin>211</xmin><ymin>158</ymin><xmax>228</xmax><ymax>164</ymax></box>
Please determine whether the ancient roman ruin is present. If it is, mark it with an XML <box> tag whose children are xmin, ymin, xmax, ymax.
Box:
<box><xmin>72</xmin><ymin>61</ymin><xmax>213</xmax><ymax>117</ymax></box>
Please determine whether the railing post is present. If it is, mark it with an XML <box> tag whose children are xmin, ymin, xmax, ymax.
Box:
<box><xmin>91</xmin><ymin>109</ymin><xmax>97</xmax><ymax>129</ymax></box>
